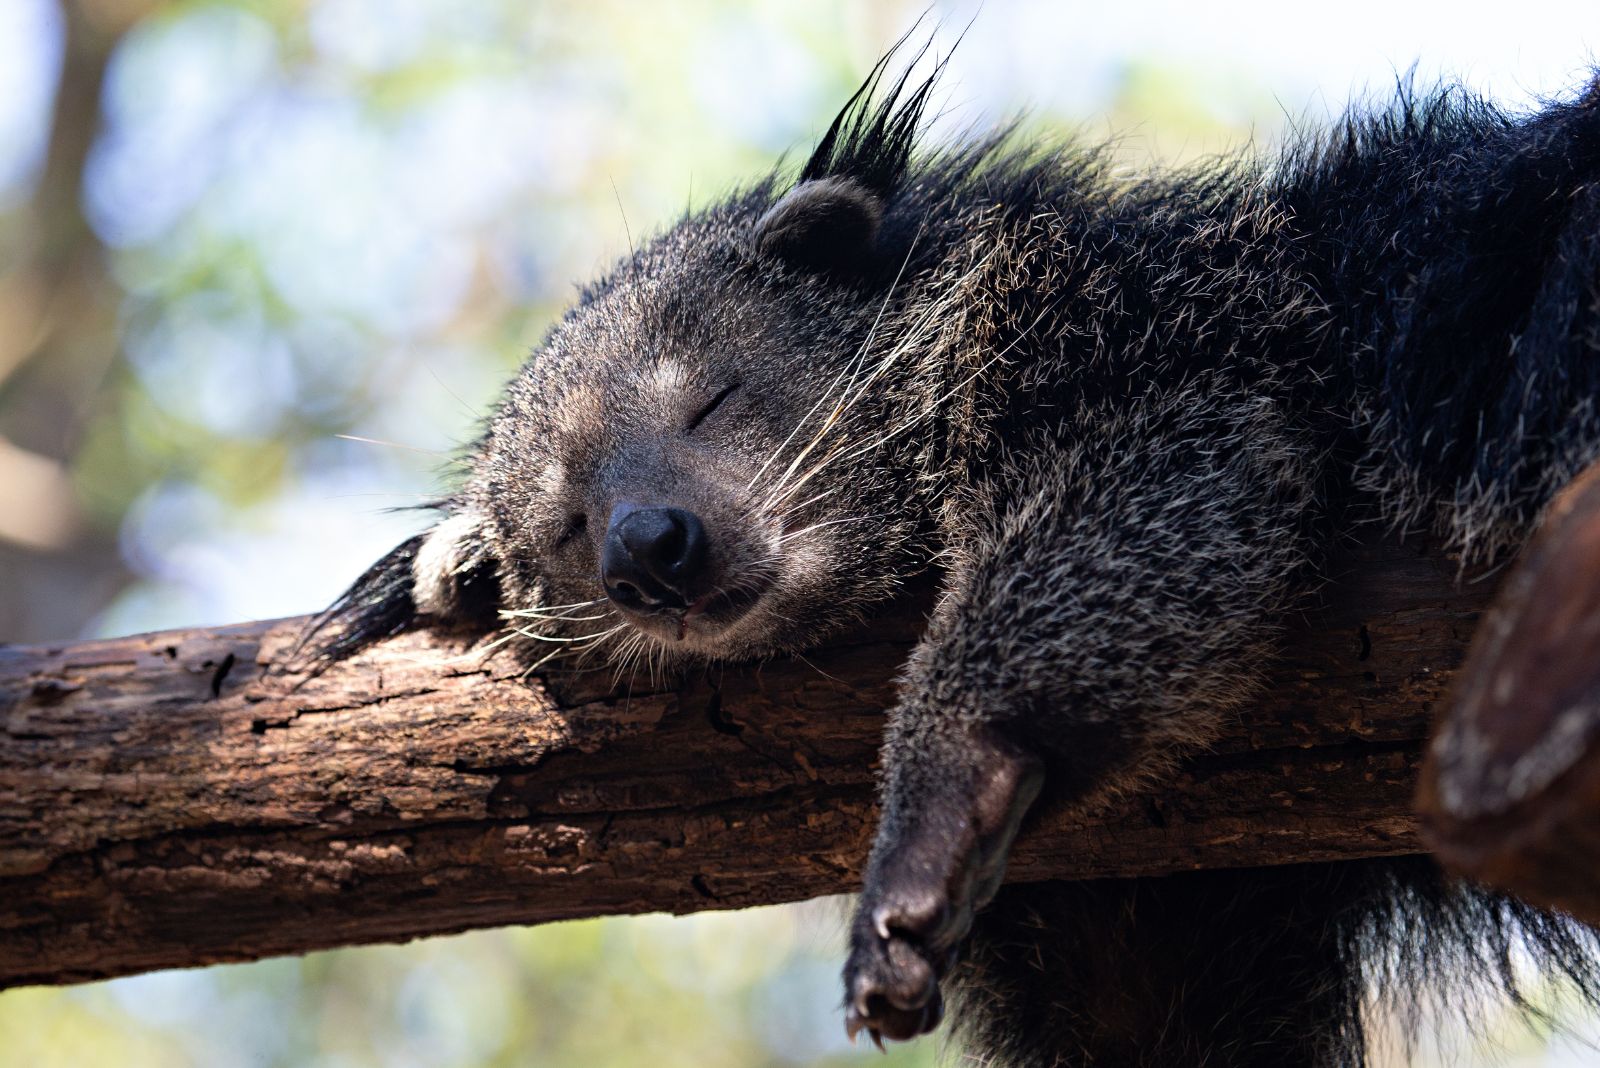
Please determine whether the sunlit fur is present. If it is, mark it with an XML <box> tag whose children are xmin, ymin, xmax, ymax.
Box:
<box><xmin>308</xmin><ymin>51</ymin><xmax>1600</xmax><ymax>1068</ymax></box>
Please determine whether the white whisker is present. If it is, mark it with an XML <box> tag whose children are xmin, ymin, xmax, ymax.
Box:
<box><xmin>745</xmin><ymin>225</ymin><xmax>927</xmax><ymax>493</ymax></box>
<box><xmin>335</xmin><ymin>433</ymin><xmax>451</xmax><ymax>457</ymax></box>
<box><xmin>498</xmin><ymin>608</ymin><xmax>612</xmax><ymax>623</ymax></box>
<box><xmin>776</xmin><ymin>514</ymin><xmax>884</xmax><ymax>545</ymax></box>
<box><xmin>513</xmin><ymin>623</ymin><xmax>627</xmax><ymax>645</ymax></box>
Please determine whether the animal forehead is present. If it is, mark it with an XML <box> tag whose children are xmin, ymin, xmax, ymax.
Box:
<box><xmin>589</xmin><ymin>353</ymin><xmax>700</xmax><ymax>414</ymax></box>
<box><xmin>510</xmin><ymin>352</ymin><xmax>704</xmax><ymax>461</ymax></box>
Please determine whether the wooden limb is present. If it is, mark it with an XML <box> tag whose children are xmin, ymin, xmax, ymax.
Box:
<box><xmin>2</xmin><ymin>538</ymin><xmax>1487</xmax><ymax>988</ymax></box>
<box><xmin>1421</xmin><ymin>462</ymin><xmax>1600</xmax><ymax>923</ymax></box>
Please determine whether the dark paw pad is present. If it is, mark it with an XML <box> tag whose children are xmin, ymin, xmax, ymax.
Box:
<box><xmin>844</xmin><ymin>928</ymin><xmax>944</xmax><ymax>1045</ymax></box>
<box><xmin>842</xmin><ymin>890</ymin><xmax>963</xmax><ymax>1046</ymax></box>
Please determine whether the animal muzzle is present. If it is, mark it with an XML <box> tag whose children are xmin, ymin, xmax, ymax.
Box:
<box><xmin>600</xmin><ymin>504</ymin><xmax>708</xmax><ymax>612</ymax></box>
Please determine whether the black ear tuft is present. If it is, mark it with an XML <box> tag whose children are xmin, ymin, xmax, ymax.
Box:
<box><xmin>754</xmin><ymin>177</ymin><xmax>884</xmax><ymax>274</ymax></box>
<box><xmin>760</xmin><ymin>32</ymin><xmax>948</xmax><ymax>277</ymax></box>
<box><xmin>797</xmin><ymin>32</ymin><xmax>945</xmax><ymax>198</ymax></box>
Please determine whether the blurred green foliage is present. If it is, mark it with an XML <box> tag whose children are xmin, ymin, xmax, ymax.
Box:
<box><xmin>0</xmin><ymin>902</ymin><xmax>943</xmax><ymax>1068</ymax></box>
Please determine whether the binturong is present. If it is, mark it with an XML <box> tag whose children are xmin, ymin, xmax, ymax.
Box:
<box><xmin>306</xmin><ymin>40</ymin><xmax>1600</xmax><ymax>1068</ymax></box>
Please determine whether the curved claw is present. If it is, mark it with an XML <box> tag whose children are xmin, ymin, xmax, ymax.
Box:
<box><xmin>845</xmin><ymin>1006</ymin><xmax>886</xmax><ymax>1051</ymax></box>
<box><xmin>844</xmin><ymin>944</ymin><xmax>946</xmax><ymax>1045</ymax></box>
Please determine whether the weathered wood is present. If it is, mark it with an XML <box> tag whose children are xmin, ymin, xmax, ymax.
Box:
<box><xmin>1</xmin><ymin>538</ymin><xmax>1487</xmax><ymax>988</ymax></box>
<box><xmin>1421</xmin><ymin>462</ymin><xmax>1600</xmax><ymax>924</ymax></box>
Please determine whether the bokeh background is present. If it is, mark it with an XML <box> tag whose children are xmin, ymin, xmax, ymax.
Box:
<box><xmin>2</xmin><ymin>1</ymin><xmax>1599</xmax><ymax>1064</ymax></box>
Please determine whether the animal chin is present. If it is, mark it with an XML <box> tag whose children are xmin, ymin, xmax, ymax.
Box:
<box><xmin>685</xmin><ymin>581</ymin><xmax>768</xmax><ymax>633</ymax></box>
<box><xmin>624</xmin><ymin>577</ymin><xmax>772</xmax><ymax>650</ymax></box>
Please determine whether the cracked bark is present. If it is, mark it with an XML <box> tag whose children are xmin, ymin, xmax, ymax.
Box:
<box><xmin>2</xmin><ymin>537</ymin><xmax>1489</xmax><ymax>988</ymax></box>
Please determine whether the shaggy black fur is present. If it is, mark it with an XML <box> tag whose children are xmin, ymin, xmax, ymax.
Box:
<box><xmin>958</xmin><ymin>858</ymin><xmax>1600</xmax><ymax>1067</ymax></box>
<box><xmin>1277</xmin><ymin>82</ymin><xmax>1600</xmax><ymax>559</ymax></box>
<box><xmin>306</xmin><ymin>46</ymin><xmax>1600</xmax><ymax>1067</ymax></box>
<box><xmin>300</xmin><ymin>532</ymin><xmax>423</xmax><ymax>665</ymax></box>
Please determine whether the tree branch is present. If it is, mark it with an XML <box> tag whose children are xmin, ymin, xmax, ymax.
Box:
<box><xmin>1</xmin><ymin>538</ymin><xmax>1487</xmax><ymax>988</ymax></box>
<box><xmin>1420</xmin><ymin>462</ymin><xmax>1600</xmax><ymax>926</ymax></box>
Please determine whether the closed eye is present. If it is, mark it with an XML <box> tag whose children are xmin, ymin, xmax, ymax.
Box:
<box><xmin>555</xmin><ymin>514</ymin><xmax>587</xmax><ymax>548</ymax></box>
<box><xmin>687</xmin><ymin>383</ymin><xmax>739</xmax><ymax>432</ymax></box>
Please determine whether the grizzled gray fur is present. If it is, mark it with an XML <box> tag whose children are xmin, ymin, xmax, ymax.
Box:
<box><xmin>311</xmin><ymin>50</ymin><xmax>1600</xmax><ymax>1067</ymax></box>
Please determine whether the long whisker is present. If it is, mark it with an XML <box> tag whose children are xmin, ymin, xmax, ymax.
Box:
<box><xmin>778</xmin><ymin>488</ymin><xmax>840</xmax><ymax>515</ymax></box>
<box><xmin>498</xmin><ymin>608</ymin><xmax>612</xmax><ymax>623</ymax></box>
<box><xmin>759</xmin><ymin>488</ymin><xmax>841</xmax><ymax>528</ymax></box>
<box><xmin>765</xmin><ymin>292</ymin><xmax>1059</xmax><ymax>514</ymax></box>
<box><xmin>571</xmin><ymin>623</ymin><xmax>632</xmax><ymax>671</ymax></box>
<box><xmin>335</xmin><ymin>433</ymin><xmax>453</xmax><ymax>458</ymax></box>
<box><xmin>610</xmin><ymin>631</ymin><xmax>648</xmax><ymax>689</ymax></box>
<box><xmin>756</xmin><ymin>249</ymin><xmax>998</xmax><ymax>515</ymax></box>
<box><xmin>468</xmin><ymin>626</ymin><xmax>533</xmax><ymax>661</ymax></box>
<box><xmin>746</xmin><ymin>223</ymin><xmax>930</xmax><ymax>496</ymax></box>
<box><xmin>512</xmin><ymin>623</ymin><xmax>628</xmax><ymax>645</ymax></box>
<box><xmin>531</xmin><ymin>597</ymin><xmax>610</xmax><ymax>612</ymax></box>
<box><xmin>776</xmin><ymin>514</ymin><xmax>885</xmax><ymax>545</ymax></box>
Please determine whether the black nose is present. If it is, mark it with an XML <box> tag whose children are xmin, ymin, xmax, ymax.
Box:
<box><xmin>601</xmin><ymin>505</ymin><xmax>709</xmax><ymax>610</ymax></box>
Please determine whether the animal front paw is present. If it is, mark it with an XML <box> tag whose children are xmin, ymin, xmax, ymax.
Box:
<box><xmin>842</xmin><ymin>888</ymin><xmax>956</xmax><ymax>1045</ymax></box>
<box><xmin>841</xmin><ymin>725</ymin><xmax>1044</xmax><ymax>1047</ymax></box>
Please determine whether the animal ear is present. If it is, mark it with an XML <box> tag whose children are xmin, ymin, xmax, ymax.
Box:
<box><xmin>299</xmin><ymin>510</ymin><xmax>500</xmax><ymax>666</ymax></box>
<box><xmin>754</xmin><ymin>177</ymin><xmax>884</xmax><ymax>275</ymax></box>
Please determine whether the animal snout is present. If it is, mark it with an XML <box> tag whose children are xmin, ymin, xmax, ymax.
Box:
<box><xmin>601</xmin><ymin>505</ymin><xmax>708</xmax><ymax>611</ymax></box>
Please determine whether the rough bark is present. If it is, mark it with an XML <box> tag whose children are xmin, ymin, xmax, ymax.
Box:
<box><xmin>1</xmin><ymin>537</ymin><xmax>1487</xmax><ymax>988</ymax></box>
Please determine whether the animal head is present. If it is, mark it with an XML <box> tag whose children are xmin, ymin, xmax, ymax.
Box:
<box><xmin>310</xmin><ymin>57</ymin><xmax>965</xmax><ymax>669</ymax></box>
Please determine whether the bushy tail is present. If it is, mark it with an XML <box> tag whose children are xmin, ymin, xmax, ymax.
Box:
<box><xmin>948</xmin><ymin>857</ymin><xmax>1600</xmax><ymax>1067</ymax></box>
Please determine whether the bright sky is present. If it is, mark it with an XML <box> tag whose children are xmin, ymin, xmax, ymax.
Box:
<box><xmin>936</xmin><ymin>0</ymin><xmax>1598</xmax><ymax>119</ymax></box>
<box><xmin>5</xmin><ymin>0</ymin><xmax>1599</xmax><ymax>202</ymax></box>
